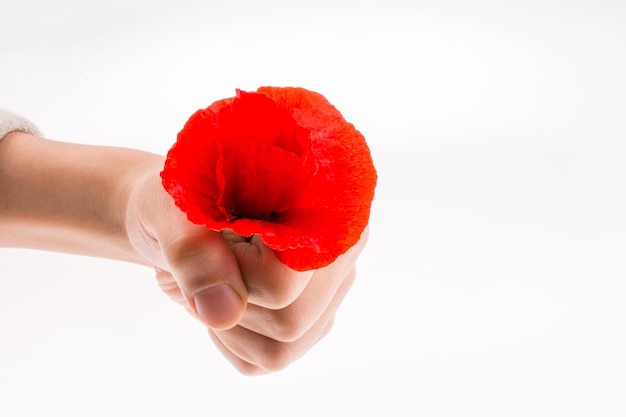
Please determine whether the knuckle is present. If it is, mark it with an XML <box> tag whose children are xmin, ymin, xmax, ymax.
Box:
<box><xmin>260</xmin><ymin>342</ymin><xmax>295</xmax><ymax>372</ymax></box>
<box><xmin>272</xmin><ymin>310</ymin><xmax>310</xmax><ymax>342</ymax></box>
<box><xmin>248</xmin><ymin>269</ymin><xmax>312</xmax><ymax>310</ymax></box>
<box><xmin>236</xmin><ymin>240</ymin><xmax>313</xmax><ymax>309</ymax></box>
<box><xmin>266</xmin><ymin>280</ymin><xmax>302</xmax><ymax>309</ymax></box>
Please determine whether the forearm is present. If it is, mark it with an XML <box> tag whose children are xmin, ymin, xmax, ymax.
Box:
<box><xmin>0</xmin><ymin>132</ymin><xmax>162</xmax><ymax>264</ymax></box>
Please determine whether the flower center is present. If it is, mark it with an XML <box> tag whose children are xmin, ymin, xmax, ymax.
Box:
<box><xmin>219</xmin><ymin>133</ymin><xmax>313</xmax><ymax>223</ymax></box>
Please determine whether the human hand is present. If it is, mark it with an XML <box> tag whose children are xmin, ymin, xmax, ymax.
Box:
<box><xmin>125</xmin><ymin>167</ymin><xmax>367</xmax><ymax>374</ymax></box>
<box><xmin>0</xmin><ymin>131</ymin><xmax>366</xmax><ymax>374</ymax></box>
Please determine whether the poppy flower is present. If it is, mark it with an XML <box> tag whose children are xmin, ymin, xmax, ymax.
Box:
<box><xmin>161</xmin><ymin>87</ymin><xmax>377</xmax><ymax>271</ymax></box>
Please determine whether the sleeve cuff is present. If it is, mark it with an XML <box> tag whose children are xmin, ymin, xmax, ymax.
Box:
<box><xmin>0</xmin><ymin>108</ymin><xmax>42</xmax><ymax>139</ymax></box>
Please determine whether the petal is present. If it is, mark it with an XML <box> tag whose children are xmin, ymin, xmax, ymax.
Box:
<box><xmin>274</xmin><ymin>247</ymin><xmax>339</xmax><ymax>272</ymax></box>
<box><xmin>214</xmin><ymin>90</ymin><xmax>302</xmax><ymax>153</ymax></box>
<box><xmin>255</xmin><ymin>87</ymin><xmax>377</xmax><ymax>265</ymax></box>
<box><xmin>219</xmin><ymin>140</ymin><xmax>310</xmax><ymax>220</ymax></box>
<box><xmin>161</xmin><ymin>107</ymin><xmax>227</xmax><ymax>225</ymax></box>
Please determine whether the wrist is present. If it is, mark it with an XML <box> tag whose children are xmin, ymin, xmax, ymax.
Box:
<box><xmin>110</xmin><ymin>150</ymin><xmax>166</xmax><ymax>265</ymax></box>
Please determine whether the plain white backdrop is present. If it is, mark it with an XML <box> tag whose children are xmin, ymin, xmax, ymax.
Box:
<box><xmin>1</xmin><ymin>0</ymin><xmax>625</xmax><ymax>415</ymax></box>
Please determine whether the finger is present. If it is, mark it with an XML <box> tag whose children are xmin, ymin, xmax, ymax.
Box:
<box><xmin>129</xmin><ymin>172</ymin><xmax>248</xmax><ymax>330</ymax></box>
<box><xmin>238</xmin><ymin>265</ymin><xmax>356</xmax><ymax>342</ymax></box>
<box><xmin>208</xmin><ymin>330</ymin><xmax>268</xmax><ymax>376</ymax></box>
<box><xmin>154</xmin><ymin>267</ymin><xmax>186</xmax><ymax>306</ymax></box>
<box><xmin>234</xmin><ymin>232</ymin><xmax>366</xmax><ymax>341</ymax></box>
<box><xmin>159</xmin><ymin>228</ymin><xmax>248</xmax><ymax>330</ymax></box>
<box><xmin>223</xmin><ymin>230</ymin><xmax>313</xmax><ymax>309</ymax></box>
<box><xmin>213</xmin><ymin>267</ymin><xmax>355</xmax><ymax>371</ymax></box>
<box><xmin>210</xmin><ymin>314</ymin><xmax>336</xmax><ymax>375</ymax></box>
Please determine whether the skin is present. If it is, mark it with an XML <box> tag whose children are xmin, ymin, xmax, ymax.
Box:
<box><xmin>0</xmin><ymin>131</ymin><xmax>366</xmax><ymax>375</ymax></box>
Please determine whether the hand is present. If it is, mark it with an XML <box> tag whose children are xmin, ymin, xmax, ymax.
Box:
<box><xmin>125</xmin><ymin>167</ymin><xmax>367</xmax><ymax>374</ymax></box>
<box><xmin>0</xmin><ymin>133</ymin><xmax>365</xmax><ymax>374</ymax></box>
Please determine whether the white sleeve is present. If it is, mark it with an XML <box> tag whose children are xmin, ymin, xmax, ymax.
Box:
<box><xmin>0</xmin><ymin>108</ymin><xmax>42</xmax><ymax>139</ymax></box>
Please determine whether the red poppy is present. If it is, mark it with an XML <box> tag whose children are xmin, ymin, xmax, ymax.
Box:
<box><xmin>161</xmin><ymin>87</ymin><xmax>377</xmax><ymax>271</ymax></box>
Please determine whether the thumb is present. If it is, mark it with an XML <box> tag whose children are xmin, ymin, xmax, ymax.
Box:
<box><xmin>160</xmin><ymin>229</ymin><xmax>248</xmax><ymax>330</ymax></box>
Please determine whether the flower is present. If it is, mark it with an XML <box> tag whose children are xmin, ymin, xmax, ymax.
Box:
<box><xmin>161</xmin><ymin>87</ymin><xmax>377</xmax><ymax>271</ymax></box>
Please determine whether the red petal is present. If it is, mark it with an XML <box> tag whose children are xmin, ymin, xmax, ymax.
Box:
<box><xmin>161</xmin><ymin>109</ymin><xmax>227</xmax><ymax>224</ymax></box>
<box><xmin>161</xmin><ymin>87</ymin><xmax>377</xmax><ymax>271</ymax></box>
<box><xmin>255</xmin><ymin>87</ymin><xmax>377</xmax><ymax>268</ymax></box>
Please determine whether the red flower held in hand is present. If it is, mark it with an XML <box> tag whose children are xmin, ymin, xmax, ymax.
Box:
<box><xmin>161</xmin><ymin>87</ymin><xmax>377</xmax><ymax>271</ymax></box>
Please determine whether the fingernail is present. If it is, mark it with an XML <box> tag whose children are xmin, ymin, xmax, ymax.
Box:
<box><xmin>193</xmin><ymin>284</ymin><xmax>242</xmax><ymax>329</ymax></box>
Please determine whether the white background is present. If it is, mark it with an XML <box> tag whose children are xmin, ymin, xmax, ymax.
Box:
<box><xmin>1</xmin><ymin>0</ymin><xmax>625</xmax><ymax>415</ymax></box>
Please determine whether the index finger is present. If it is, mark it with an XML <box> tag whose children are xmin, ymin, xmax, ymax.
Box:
<box><xmin>223</xmin><ymin>230</ymin><xmax>314</xmax><ymax>310</ymax></box>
